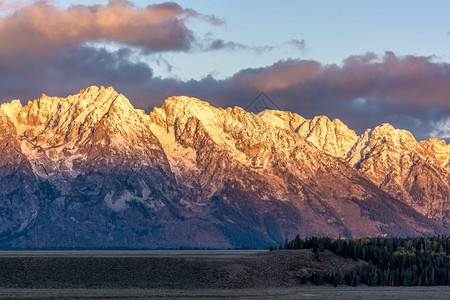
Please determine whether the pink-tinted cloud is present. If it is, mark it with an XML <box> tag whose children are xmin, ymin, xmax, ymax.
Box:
<box><xmin>219</xmin><ymin>52</ymin><xmax>450</xmax><ymax>113</ymax></box>
<box><xmin>0</xmin><ymin>0</ymin><xmax>223</xmax><ymax>54</ymax></box>
<box><xmin>0</xmin><ymin>0</ymin><xmax>24</xmax><ymax>12</ymax></box>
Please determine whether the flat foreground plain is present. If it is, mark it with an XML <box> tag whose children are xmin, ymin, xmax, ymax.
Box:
<box><xmin>0</xmin><ymin>286</ymin><xmax>449</xmax><ymax>299</ymax></box>
<box><xmin>0</xmin><ymin>250</ymin><xmax>448</xmax><ymax>299</ymax></box>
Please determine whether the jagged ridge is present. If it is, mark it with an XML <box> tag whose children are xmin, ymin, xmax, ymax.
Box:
<box><xmin>0</xmin><ymin>86</ymin><xmax>448</xmax><ymax>248</ymax></box>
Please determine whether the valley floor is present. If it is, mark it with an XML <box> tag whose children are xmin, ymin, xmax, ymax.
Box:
<box><xmin>0</xmin><ymin>286</ymin><xmax>449</xmax><ymax>299</ymax></box>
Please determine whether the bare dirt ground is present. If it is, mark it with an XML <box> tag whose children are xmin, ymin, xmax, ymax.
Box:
<box><xmin>0</xmin><ymin>250</ymin><xmax>447</xmax><ymax>299</ymax></box>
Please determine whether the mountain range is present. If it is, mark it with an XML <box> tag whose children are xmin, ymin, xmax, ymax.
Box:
<box><xmin>0</xmin><ymin>86</ymin><xmax>448</xmax><ymax>248</ymax></box>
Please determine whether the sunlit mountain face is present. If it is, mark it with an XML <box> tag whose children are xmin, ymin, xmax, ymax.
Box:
<box><xmin>0</xmin><ymin>86</ymin><xmax>448</xmax><ymax>249</ymax></box>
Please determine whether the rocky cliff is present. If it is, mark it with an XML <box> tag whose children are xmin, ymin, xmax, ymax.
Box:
<box><xmin>0</xmin><ymin>86</ymin><xmax>448</xmax><ymax>248</ymax></box>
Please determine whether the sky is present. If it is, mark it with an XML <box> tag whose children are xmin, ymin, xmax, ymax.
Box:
<box><xmin>0</xmin><ymin>0</ymin><xmax>449</xmax><ymax>141</ymax></box>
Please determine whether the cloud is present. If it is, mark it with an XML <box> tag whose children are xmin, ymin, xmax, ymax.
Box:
<box><xmin>205</xmin><ymin>38</ymin><xmax>306</xmax><ymax>54</ymax></box>
<box><xmin>0</xmin><ymin>0</ymin><xmax>24</xmax><ymax>12</ymax></box>
<box><xmin>207</xmin><ymin>39</ymin><xmax>275</xmax><ymax>54</ymax></box>
<box><xmin>0</xmin><ymin>45</ymin><xmax>154</xmax><ymax>103</ymax></box>
<box><xmin>286</xmin><ymin>39</ymin><xmax>306</xmax><ymax>51</ymax></box>
<box><xmin>430</xmin><ymin>117</ymin><xmax>450</xmax><ymax>140</ymax></box>
<box><xmin>208</xmin><ymin>39</ymin><xmax>248</xmax><ymax>51</ymax></box>
<box><xmin>149</xmin><ymin>54</ymin><xmax>173</xmax><ymax>73</ymax></box>
<box><xmin>0</xmin><ymin>0</ymin><xmax>223</xmax><ymax>55</ymax></box>
<box><xmin>0</xmin><ymin>45</ymin><xmax>449</xmax><ymax>142</ymax></box>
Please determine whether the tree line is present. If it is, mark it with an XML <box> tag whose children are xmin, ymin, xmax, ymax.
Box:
<box><xmin>271</xmin><ymin>235</ymin><xmax>449</xmax><ymax>286</ymax></box>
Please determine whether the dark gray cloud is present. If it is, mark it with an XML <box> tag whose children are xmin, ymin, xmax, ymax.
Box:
<box><xmin>206</xmin><ymin>39</ymin><xmax>276</xmax><ymax>54</ymax></box>
<box><xmin>286</xmin><ymin>39</ymin><xmax>306</xmax><ymax>51</ymax></box>
<box><xmin>205</xmin><ymin>38</ymin><xmax>306</xmax><ymax>55</ymax></box>
<box><xmin>0</xmin><ymin>45</ymin><xmax>154</xmax><ymax>103</ymax></box>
